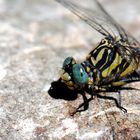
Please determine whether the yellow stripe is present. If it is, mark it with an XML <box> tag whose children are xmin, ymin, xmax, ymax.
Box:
<box><xmin>90</xmin><ymin>48</ymin><xmax>106</xmax><ymax>66</ymax></box>
<box><xmin>90</xmin><ymin>57</ymin><xmax>96</xmax><ymax>65</ymax></box>
<box><xmin>120</xmin><ymin>60</ymin><xmax>134</xmax><ymax>77</ymax></box>
<box><xmin>99</xmin><ymin>49</ymin><xmax>111</xmax><ymax>70</ymax></box>
<box><xmin>96</xmin><ymin>48</ymin><xmax>106</xmax><ymax>63</ymax></box>
<box><xmin>102</xmin><ymin>53</ymin><xmax>121</xmax><ymax>77</ymax></box>
<box><xmin>111</xmin><ymin>81</ymin><xmax>126</xmax><ymax>86</ymax></box>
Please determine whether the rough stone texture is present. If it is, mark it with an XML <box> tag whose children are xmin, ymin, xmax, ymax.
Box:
<box><xmin>0</xmin><ymin>0</ymin><xmax>140</xmax><ymax>140</ymax></box>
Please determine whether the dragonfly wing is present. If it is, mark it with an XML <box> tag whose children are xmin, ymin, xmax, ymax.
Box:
<box><xmin>56</xmin><ymin>0</ymin><xmax>140</xmax><ymax>68</ymax></box>
<box><xmin>56</xmin><ymin>0</ymin><xmax>118</xmax><ymax>37</ymax></box>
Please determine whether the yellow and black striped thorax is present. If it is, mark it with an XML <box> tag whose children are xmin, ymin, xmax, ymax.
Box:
<box><xmin>86</xmin><ymin>37</ymin><xmax>139</xmax><ymax>86</ymax></box>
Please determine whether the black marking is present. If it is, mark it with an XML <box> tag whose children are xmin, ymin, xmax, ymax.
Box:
<box><xmin>91</xmin><ymin>45</ymin><xmax>108</xmax><ymax>59</ymax></box>
<box><xmin>96</xmin><ymin>48</ymin><xmax>108</xmax><ymax>68</ymax></box>
<box><xmin>100</xmin><ymin>48</ymin><xmax>116</xmax><ymax>71</ymax></box>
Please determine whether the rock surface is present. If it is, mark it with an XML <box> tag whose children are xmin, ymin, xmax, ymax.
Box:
<box><xmin>0</xmin><ymin>0</ymin><xmax>140</xmax><ymax>139</ymax></box>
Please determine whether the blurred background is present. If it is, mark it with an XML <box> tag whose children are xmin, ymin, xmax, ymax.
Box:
<box><xmin>0</xmin><ymin>0</ymin><xmax>140</xmax><ymax>139</ymax></box>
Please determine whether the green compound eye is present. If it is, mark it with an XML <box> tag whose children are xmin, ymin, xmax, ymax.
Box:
<box><xmin>72</xmin><ymin>64</ymin><xmax>88</xmax><ymax>85</ymax></box>
<box><xmin>63</xmin><ymin>57</ymin><xmax>75</xmax><ymax>69</ymax></box>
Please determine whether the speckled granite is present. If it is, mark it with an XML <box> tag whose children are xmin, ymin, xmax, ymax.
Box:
<box><xmin>0</xmin><ymin>0</ymin><xmax>140</xmax><ymax>139</ymax></box>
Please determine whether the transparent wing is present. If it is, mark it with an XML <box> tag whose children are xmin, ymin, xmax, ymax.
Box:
<box><xmin>56</xmin><ymin>0</ymin><xmax>140</xmax><ymax>70</ymax></box>
<box><xmin>56</xmin><ymin>0</ymin><xmax>140</xmax><ymax>46</ymax></box>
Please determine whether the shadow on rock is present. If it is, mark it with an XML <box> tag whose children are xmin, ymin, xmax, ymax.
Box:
<box><xmin>48</xmin><ymin>78</ymin><xmax>78</xmax><ymax>100</ymax></box>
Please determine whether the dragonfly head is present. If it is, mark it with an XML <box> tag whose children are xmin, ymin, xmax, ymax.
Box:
<box><xmin>60</xmin><ymin>57</ymin><xmax>89</xmax><ymax>90</ymax></box>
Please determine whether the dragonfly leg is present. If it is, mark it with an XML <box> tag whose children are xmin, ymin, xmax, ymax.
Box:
<box><xmin>95</xmin><ymin>93</ymin><xmax>127</xmax><ymax>113</ymax></box>
<box><xmin>71</xmin><ymin>92</ymin><xmax>93</xmax><ymax>115</ymax></box>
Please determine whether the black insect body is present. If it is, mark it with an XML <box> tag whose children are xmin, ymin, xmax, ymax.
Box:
<box><xmin>54</xmin><ymin>0</ymin><xmax>140</xmax><ymax>115</ymax></box>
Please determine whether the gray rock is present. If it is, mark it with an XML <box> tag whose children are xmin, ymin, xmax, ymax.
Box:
<box><xmin>0</xmin><ymin>0</ymin><xmax>140</xmax><ymax>139</ymax></box>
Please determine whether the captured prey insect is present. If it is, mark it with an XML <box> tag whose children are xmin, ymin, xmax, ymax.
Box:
<box><xmin>55</xmin><ymin>0</ymin><xmax>140</xmax><ymax>115</ymax></box>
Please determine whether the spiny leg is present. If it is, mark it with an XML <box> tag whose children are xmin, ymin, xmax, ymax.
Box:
<box><xmin>94</xmin><ymin>85</ymin><xmax>140</xmax><ymax>110</ymax></box>
<box><xmin>117</xmin><ymin>91</ymin><xmax>122</xmax><ymax>107</ymax></box>
<box><xmin>100</xmin><ymin>87</ymin><xmax>122</xmax><ymax>107</ymax></box>
<box><xmin>97</xmin><ymin>86</ymin><xmax>140</xmax><ymax>109</ymax></box>
<box><xmin>71</xmin><ymin>92</ymin><xmax>93</xmax><ymax>115</ymax></box>
<box><xmin>96</xmin><ymin>93</ymin><xmax>127</xmax><ymax>113</ymax></box>
<box><xmin>96</xmin><ymin>86</ymin><xmax>140</xmax><ymax>93</ymax></box>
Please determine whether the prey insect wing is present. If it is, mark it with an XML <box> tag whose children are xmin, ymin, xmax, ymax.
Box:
<box><xmin>56</xmin><ymin>0</ymin><xmax>140</xmax><ymax>71</ymax></box>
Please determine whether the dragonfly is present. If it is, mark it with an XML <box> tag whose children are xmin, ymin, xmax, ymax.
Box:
<box><xmin>55</xmin><ymin>0</ymin><xmax>140</xmax><ymax>115</ymax></box>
